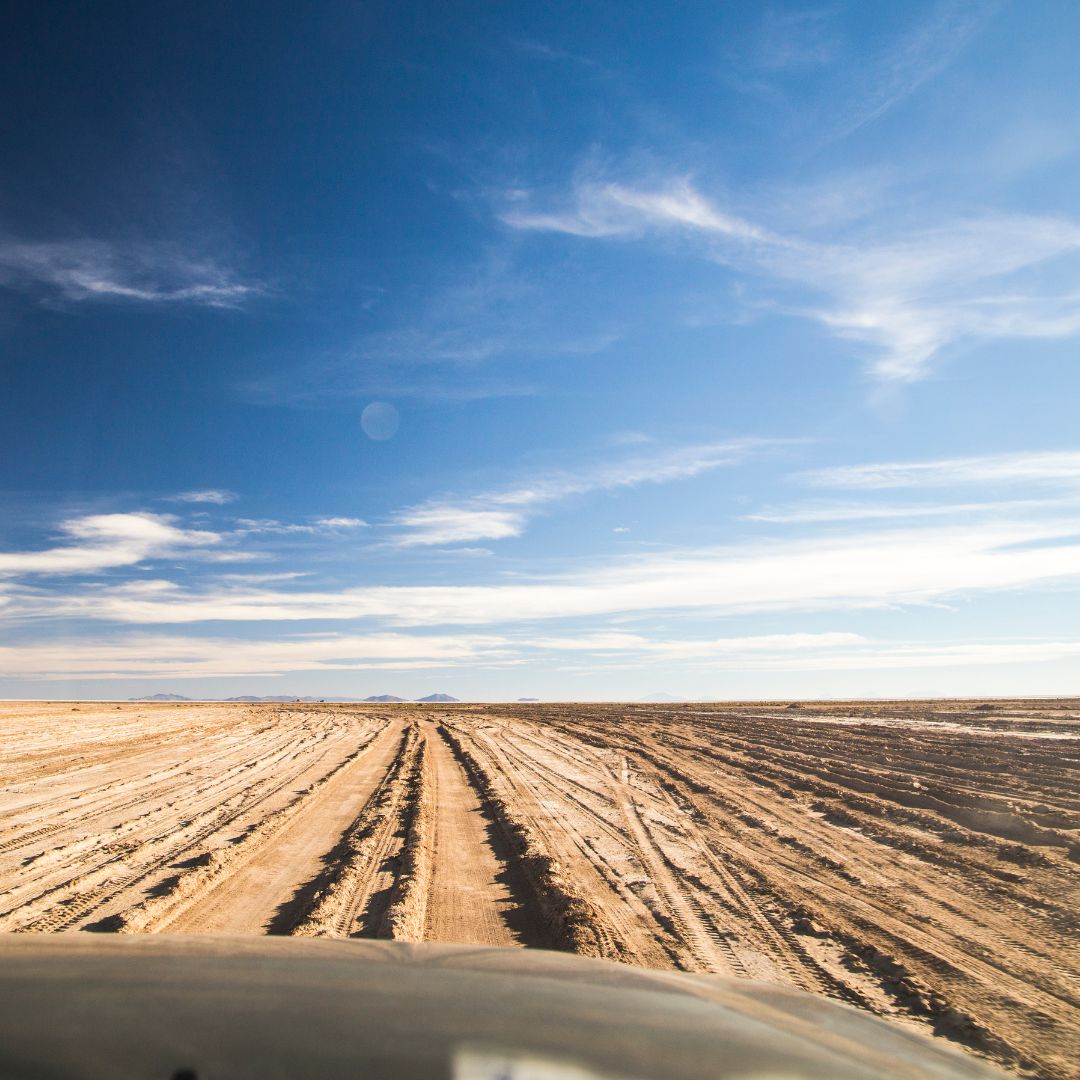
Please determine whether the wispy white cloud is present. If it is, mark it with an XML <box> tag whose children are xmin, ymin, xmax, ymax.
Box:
<box><xmin>727</xmin><ymin>2</ymin><xmax>997</xmax><ymax>144</ymax></box>
<box><xmin>525</xmin><ymin>630</ymin><xmax>866</xmax><ymax>657</ymax></box>
<box><xmin>700</xmin><ymin>639</ymin><xmax>1080</xmax><ymax>673</ymax></box>
<box><xmin>239</xmin><ymin>251</ymin><xmax>618</xmax><ymax>406</ymax></box>
<box><xmin>233</xmin><ymin>517</ymin><xmax>369</xmax><ymax>536</ymax></box>
<box><xmin>390</xmin><ymin>439</ymin><xmax>767</xmax><ymax>546</ymax></box>
<box><xmin>242</xmin><ymin>327</ymin><xmax>618</xmax><ymax>405</ymax></box>
<box><xmin>801</xmin><ymin>449</ymin><xmax>1080</xmax><ymax>490</ymax></box>
<box><xmin>530</xmin><ymin>630</ymin><xmax>1080</xmax><ymax>674</ymax></box>
<box><xmin>171</xmin><ymin>489</ymin><xmax>238</xmax><ymax>505</ymax></box>
<box><xmin>0</xmin><ymin>237</ymin><xmax>255</xmax><ymax>307</ymax></box>
<box><xmin>829</xmin><ymin>0</ymin><xmax>998</xmax><ymax>139</ymax></box>
<box><xmin>218</xmin><ymin>572</ymin><xmax>311</xmax><ymax>584</ymax></box>
<box><xmin>393</xmin><ymin>507</ymin><xmax>523</xmax><ymax>547</ymax></box>
<box><xmin>503</xmin><ymin>178</ymin><xmax>773</xmax><ymax>242</ymax></box>
<box><xmin>741</xmin><ymin>7</ymin><xmax>839</xmax><ymax>73</ymax></box>
<box><xmin>7</xmin><ymin>621</ymin><xmax>1076</xmax><ymax>682</ymax></box>
<box><xmin>14</xmin><ymin>514</ymin><xmax>1080</xmax><ymax>625</ymax></box>
<box><xmin>745</xmin><ymin>498</ymin><xmax>1077</xmax><ymax>525</ymax></box>
<box><xmin>502</xmin><ymin>175</ymin><xmax>1080</xmax><ymax>380</ymax></box>
<box><xmin>0</xmin><ymin>514</ymin><xmax>221</xmax><ymax>577</ymax></box>
<box><xmin>791</xmin><ymin>219</ymin><xmax>1080</xmax><ymax>380</ymax></box>
<box><xmin>0</xmin><ymin>632</ymin><xmax>507</xmax><ymax>680</ymax></box>
<box><xmin>314</xmin><ymin>517</ymin><xmax>368</xmax><ymax>529</ymax></box>
<box><xmin>0</xmin><ymin>509</ymin><xmax>368</xmax><ymax>584</ymax></box>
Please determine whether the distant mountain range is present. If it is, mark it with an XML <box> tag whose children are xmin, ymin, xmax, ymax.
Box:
<box><xmin>130</xmin><ymin>692</ymin><xmax>460</xmax><ymax>703</ymax></box>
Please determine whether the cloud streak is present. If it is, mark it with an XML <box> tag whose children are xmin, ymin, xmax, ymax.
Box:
<box><xmin>0</xmin><ymin>514</ymin><xmax>221</xmax><ymax>577</ymax></box>
<box><xmin>744</xmin><ymin>498</ymin><xmax>1074</xmax><ymax>525</ymax></box>
<box><xmin>233</xmin><ymin>517</ymin><xmax>368</xmax><ymax>537</ymax></box>
<box><xmin>525</xmin><ymin>630</ymin><xmax>866</xmax><ymax>658</ymax></box>
<box><xmin>171</xmin><ymin>489</ymin><xmax>237</xmax><ymax>505</ymax></box>
<box><xmin>391</xmin><ymin>439</ymin><xmax>768</xmax><ymax>546</ymax></box>
<box><xmin>0</xmin><ymin>632</ymin><xmax>507</xmax><ymax>679</ymax></box>
<box><xmin>12</xmin><ymin>514</ymin><xmax>1080</xmax><ymax>626</ymax></box>
<box><xmin>4</xmin><ymin>625</ymin><xmax>1077</xmax><ymax>681</ymax></box>
<box><xmin>0</xmin><ymin>236</ymin><xmax>255</xmax><ymax>307</ymax></box>
<box><xmin>829</xmin><ymin>0</ymin><xmax>998</xmax><ymax>139</ymax></box>
<box><xmin>239</xmin><ymin>251</ymin><xmax>618</xmax><ymax>407</ymax></box>
<box><xmin>801</xmin><ymin>450</ymin><xmax>1080</xmax><ymax>490</ymax></box>
<box><xmin>523</xmin><ymin>629</ymin><xmax>1080</xmax><ymax>675</ymax></box>
<box><xmin>503</xmin><ymin>179</ymin><xmax>772</xmax><ymax>242</ymax></box>
<box><xmin>502</xmin><ymin>176</ymin><xmax>1080</xmax><ymax>381</ymax></box>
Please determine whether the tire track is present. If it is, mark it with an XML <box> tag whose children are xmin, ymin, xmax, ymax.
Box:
<box><xmin>159</xmin><ymin>720</ymin><xmax>406</xmax><ymax>934</ymax></box>
<box><xmin>423</xmin><ymin>722</ymin><xmax>542</xmax><ymax>947</ymax></box>
<box><xmin>291</xmin><ymin>724</ymin><xmax>423</xmax><ymax>938</ymax></box>
<box><xmin>452</xmin><ymin>719</ymin><xmax>669</xmax><ymax>966</ymax></box>
<box><xmin>6</xmin><ymin>719</ymin><xmax>388</xmax><ymax>932</ymax></box>
<box><xmin>610</xmin><ymin>756</ymin><xmax>740</xmax><ymax>975</ymax></box>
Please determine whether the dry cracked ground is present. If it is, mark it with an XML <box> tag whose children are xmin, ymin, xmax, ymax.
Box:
<box><xmin>1</xmin><ymin>700</ymin><xmax>1077</xmax><ymax>1077</ymax></box>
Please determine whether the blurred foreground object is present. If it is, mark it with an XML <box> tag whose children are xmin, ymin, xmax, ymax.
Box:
<box><xmin>0</xmin><ymin>935</ymin><xmax>1005</xmax><ymax>1079</ymax></box>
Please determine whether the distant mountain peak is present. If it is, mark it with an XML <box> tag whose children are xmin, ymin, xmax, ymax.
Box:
<box><xmin>416</xmin><ymin>693</ymin><xmax>459</xmax><ymax>703</ymax></box>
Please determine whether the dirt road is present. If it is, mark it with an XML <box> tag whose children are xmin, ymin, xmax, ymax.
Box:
<box><xmin>1</xmin><ymin>698</ymin><xmax>1077</xmax><ymax>1078</ymax></box>
<box><xmin>164</xmin><ymin>720</ymin><xmax>406</xmax><ymax>934</ymax></box>
<box><xmin>422</xmin><ymin>721</ymin><xmax>543</xmax><ymax>946</ymax></box>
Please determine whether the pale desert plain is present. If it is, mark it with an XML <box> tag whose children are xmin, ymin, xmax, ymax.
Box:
<box><xmin>1</xmin><ymin>699</ymin><xmax>1077</xmax><ymax>1078</ymax></box>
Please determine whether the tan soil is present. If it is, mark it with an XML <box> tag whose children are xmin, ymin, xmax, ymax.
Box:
<box><xmin>1</xmin><ymin>698</ymin><xmax>1077</xmax><ymax>1078</ymax></box>
<box><xmin>163</xmin><ymin>720</ymin><xmax>405</xmax><ymax>934</ymax></box>
<box><xmin>422</xmin><ymin>721</ymin><xmax>544</xmax><ymax>946</ymax></box>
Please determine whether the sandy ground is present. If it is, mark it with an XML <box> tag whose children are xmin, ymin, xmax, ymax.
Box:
<box><xmin>1</xmin><ymin>699</ymin><xmax>1076</xmax><ymax>1077</ymax></box>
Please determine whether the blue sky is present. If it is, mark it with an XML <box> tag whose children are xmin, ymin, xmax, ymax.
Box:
<box><xmin>2</xmin><ymin>1</ymin><xmax>1079</xmax><ymax>700</ymax></box>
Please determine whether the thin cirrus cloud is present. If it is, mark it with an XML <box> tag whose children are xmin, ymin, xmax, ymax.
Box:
<box><xmin>735</xmin><ymin>7</ymin><xmax>838</xmax><ymax>73</ymax></box>
<box><xmin>16</xmin><ymin>513</ymin><xmax>1080</xmax><ymax>626</ymax></box>
<box><xmin>0</xmin><ymin>632</ymin><xmax>509</xmax><ymax>680</ymax></box>
<box><xmin>749</xmin><ymin>449</ymin><xmax>1080</xmax><ymax>524</ymax></box>
<box><xmin>392</xmin><ymin>507</ymin><xmax>522</xmax><ymax>547</ymax></box>
<box><xmin>314</xmin><ymin>517</ymin><xmax>369</xmax><ymax>529</ymax></box>
<box><xmin>0</xmin><ymin>513</ymin><xmax>221</xmax><ymax>577</ymax></box>
<box><xmin>825</xmin><ymin>0</ymin><xmax>998</xmax><ymax>140</ymax></box>
<box><xmin>501</xmin><ymin>176</ymin><xmax>1080</xmax><ymax>381</ymax></box>
<box><xmin>726</xmin><ymin>1</ymin><xmax>996</xmax><ymax>143</ymax></box>
<box><xmin>2</xmin><ymin>624</ymin><xmax>1079</xmax><ymax>681</ymax></box>
<box><xmin>800</xmin><ymin>449</ymin><xmax>1080</xmax><ymax>490</ymax></box>
<box><xmin>521</xmin><ymin>629</ymin><xmax>1080</xmax><ymax>674</ymax></box>
<box><xmin>238</xmin><ymin>333</ymin><xmax>544</xmax><ymax>407</ymax></box>
<box><xmin>743</xmin><ymin>499</ymin><xmax>1073</xmax><ymax>525</ymax></box>
<box><xmin>534</xmin><ymin>634</ymin><xmax>1080</xmax><ymax>674</ymax></box>
<box><xmin>0</xmin><ymin>236</ymin><xmax>255</xmax><ymax>307</ymax></box>
<box><xmin>390</xmin><ymin>439</ymin><xmax>769</xmax><ymax>546</ymax></box>
<box><xmin>738</xmin><ymin>639</ymin><xmax>1080</xmax><ymax>673</ymax></box>
<box><xmin>233</xmin><ymin>517</ymin><xmax>368</xmax><ymax>536</ymax></box>
<box><xmin>0</xmin><ymin>509</ymin><xmax>363</xmax><ymax>582</ymax></box>
<box><xmin>237</xmin><ymin>250</ymin><xmax>620</xmax><ymax>407</ymax></box>
<box><xmin>170</xmin><ymin>489</ymin><xmax>238</xmax><ymax>505</ymax></box>
<box><xmin>524</xmin><ymin>631</ymin><xmax>866</xmax><ymax>657</ymax></box>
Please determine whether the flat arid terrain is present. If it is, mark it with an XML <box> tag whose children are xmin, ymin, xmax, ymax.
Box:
<box><xmin>1</xmin><ymin>700</ymin><xmax>1077</xmax><ymax>1077</ymax></box>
